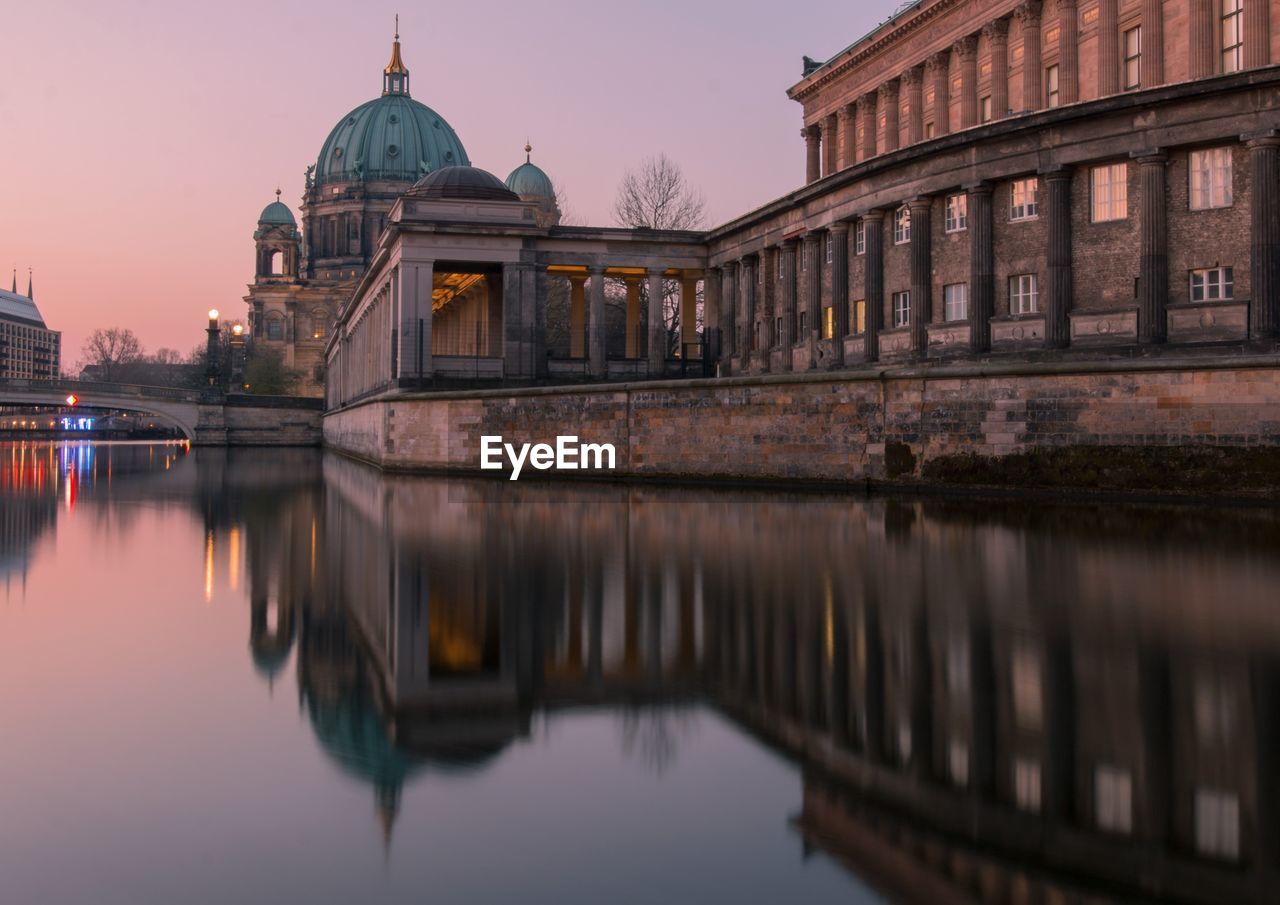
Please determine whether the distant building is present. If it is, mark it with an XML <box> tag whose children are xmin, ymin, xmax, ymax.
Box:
<box><xmin>0</xmin><ymin>276</ymin><xmax>60</xmax><ymax>380</ymax></box>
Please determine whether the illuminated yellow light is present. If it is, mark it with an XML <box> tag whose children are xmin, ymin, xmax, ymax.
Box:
<box><xmin>208</xmin><ymin>309</ymin><xmax>219</xmax><ymax>321</ymax></box>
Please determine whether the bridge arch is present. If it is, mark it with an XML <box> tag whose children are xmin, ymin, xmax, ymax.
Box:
<box><xmin>0</xmin><ymin>379</ymin><xmax>203</xmax><ymax>440</ymax></box>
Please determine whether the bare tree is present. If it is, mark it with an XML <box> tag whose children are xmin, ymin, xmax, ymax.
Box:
<box><xmin>612</xmin><ymin>155</ymin><xmax>708</xmax><ymax>354</ymax></box>
<box><xmin>151</xmin><ymin>347</ymin><xmax>183</xmax><ymax>365</ymax></box>
<box><xmin>80</xmin><ymin>328</ymin><xmax>143</xmax><ymax>381</ymax></box>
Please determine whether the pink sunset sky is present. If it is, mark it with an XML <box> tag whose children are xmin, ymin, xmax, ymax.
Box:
<box><xmin>3</xmin><ymin>0</ymin><xmax>890</xmax><ymax>366</ymax></box>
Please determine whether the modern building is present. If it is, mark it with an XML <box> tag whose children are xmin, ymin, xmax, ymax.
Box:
<box><xmin>318</xmin><ymin>0</ymin><xmax>1279</xmax><ymax>402</ymax></box>
<box><xmin>0</xmin><ymin>275</ymin><xmax>61</xmax><ymax>380</ymax></box>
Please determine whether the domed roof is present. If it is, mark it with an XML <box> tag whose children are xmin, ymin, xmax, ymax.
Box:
<box><xmin>408</xmin><ymin>165</ymin><xmax>520</xmax><ymax>202</ymax></box>
<box><xmin>316</xmin><ymin>94</ymin><xmax>469</xmax><ymax>186</ymax></box>
<box><xmin>506</xmin><ymin>145</ymin><xmax>555</xmax><ymax>200</ymax></box>
<box><xmin>259</xmin><ymin>198</ymin><xmax>296</xmax><ymax>226</ymax></box>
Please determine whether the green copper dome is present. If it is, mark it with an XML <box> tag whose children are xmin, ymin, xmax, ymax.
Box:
<box><xmin>258</xmin><ymin>199</ymin><xmax>296</xmax><ymax>225</ymax></box>
<box><xmin>315</xmin><ymin>94</ymin><xmax>470</xmax><ymax>186</ymax></box>
<box><xmin>506</xmin><ymin>146</ymin><xmax>554</xmax><ymax>201</ymax></box>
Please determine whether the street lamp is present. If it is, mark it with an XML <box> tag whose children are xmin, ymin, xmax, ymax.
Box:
<box><xmin>229</xmin><ymin>323</ymin><xmax>247</xmax><ymax>391</ymax></box>
<box><xmin>206</xmin><ymin>309</ymin><xmax>222</xmax><ymax>387</ymax></box>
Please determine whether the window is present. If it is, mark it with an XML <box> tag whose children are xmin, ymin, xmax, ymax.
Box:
<box><xmin>1045</xmin><ymin>64</ymin><xmax>1060</xmax><ymax>107</ymax></box>
<box><xmin>1191</xmin><ymin>267</ymin><xmax>1234</xmax><ymax>301</ymax></box>
<box><xmin>310</xmin><ymin>312</ymin><xmax>329</xmax><ymax>340</ymax></box>
<box><xmin>945</xmin><ymin>193</ymin><xmax>968</xmax><ymax>232</ymax></box>
<box><xmin>1012</xmin><ymin>640</ymin><xmax>1044</xmax><ymax>727</ymax></box>
<box><xmin>893</xmin><ymin>206</ymin><xmax>911</xmax><ymax>244</ymax></box>
<box><xmin>896</xmin><ymin>721</ymin><xmax>913</xmax><ymax>763</ymax></box>
<box><xmin>1014</xmin><ymin>758</ymin><xmax>1042</xmax><ymax>813</ymax></box>
<box><xmin>854</xmin><ymin>300</ymin><xmax>867</xmax><ymax>334</ymax></box>
<box><xmin>266</xmin><ymin>318</ymin><xmax>284</xmax><ymax>341</ymax></box>
<box><xmin>774</xmin><ymin>316</ymin><xmax>783</xmax><ymax>346</ymax></box>
<box><xmin>1222</xmin><ymin>0</ymin><xmax>1243</xmax><ymax>73</ymax></box>
<box><xmin>752</xmin><ymin>322</ymin><xmax>761</xmax><ymax>350</ymax></box>
<box><xmin>1196</xmin><ymin>789</ymin><xmax>1241</xmax><ymax>860</ymax></box>
<box><xmin>822</xmin><ymin>306</ymin><xmax>835</xmax><ymax>339</ymax></box>
<box><xmin>855</xmin><ymin>220</ymin><xmax>866</xmax><ymax>255</ymax></box>
<box><xmin>944</xmin><ymin>283</ymin><xmax>968</xmax><ymax>321</ymax></box>
<box><xmin>1124</xmin><ymin>27</ymin><xmax>1142</xmax><ymax>90</ymax></box>
<box><xmin>1095</xmin><ymin>765</ymin><xmax>1134</xmax><ymax>834</ymax></box>
<box><xmin>1190</xmin><ymin>148</ymin><xmax>1233</xmax><ymax>209</ymax></box>
<box><xmin>980</xmin><ymin>95</ymin><xmax>993</xmax><ymax>123</ymax></box>
<box><xmin>1010</xmin><ymin>178</ymin><xmax>1040</xmax><ymax>221</ymax></box>
<box><xmin>925</xmin><ymin>121</ymin><xmax>936</xmax><ymax>139</ymax></box>
<box><xmin>825</xmin><ymin>233</ymin><xmax>833</xmax><ymax>264</ymax></box>
<box><xmin>798</xmin><ymin>310</ymin><xmax>808</xmax><ymax>335</ymax></box>
<box><xmin>892</xmin><ymin>291</ymin><xmax>912</xmax><ymax>328</ymax></box>
<box><xmin>1091</xmin><ymin>163</ymin><xmax>1129</xmax><ymax>222</ymax></box>
<box><xmin>1010</xmin><ymin>274</ymin><xmax>1039</xmax><ymax>315</ymax></box>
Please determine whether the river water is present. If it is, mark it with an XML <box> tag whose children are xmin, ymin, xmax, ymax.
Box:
<box><xmin>2</xmin><ymin>441</ymin><xmax>1278</xmax><ymax>905</ymax></box>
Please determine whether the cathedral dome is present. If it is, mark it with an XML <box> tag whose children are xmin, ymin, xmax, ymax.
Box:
<box><xmin>313</xmin><ymin>34</ymin><xmax>470</xmax><ymax>187</ymax></box>
<box><xmin>258</xmin><ymin>198</ymin><xmax>296</xmax><ymax>226</ymax></box>
<box><xmin>407</xmin><ymin>166</ymin><xmax>520</xmax><ymax>202</ymax></box>
<box><xmin>506</xmin><ymin>145</ymin><xmax>555</xmax><ymax>201</ymax></box>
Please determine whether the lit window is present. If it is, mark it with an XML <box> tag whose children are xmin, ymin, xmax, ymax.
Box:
<box><xmin>893</xmin><ymin>206</ymin><xmax>911</xmax><ymax>244</ymax></box>
<box><xmin>949</xmin><ymin>739</ymin><xmax>970</xmax><ymax>787</ymax></box>
<box><xmin>1091</xmin><ymin>163</ymin><xmax>1129</xmax><ymax>222</ymax></box>
<box><xmin>311</xmin><ymin>312</ymin><xmax>329</xmax><ymax>340</ymax></box>
<box><xmin>944</xmin><ymin>283</ymin><xmax>969</xmax><ymax>321</ymax></box>
<box><xmin>1014</xmin><ymin>758</ymin><xmax>1042</xmax><ymax>812</ymax></box>
<box><xmin>1191</xmin><ymin>267</ymin><xmax>1234</xmax><ymax>302</ymax></box>
<box><xmin>1095</xmin><ymin>765</ymin><xmax>1134</xmax><ymax>834</ymax></box>
<box><xmin>1196</xmin><ymin>789</ymin><xmax>1241</xmax><ymax>860</ymax></box>
<box><xmin>980</xmin><ymin>95</ymin><xmax>993</xmax><ymax>123</ymax></box>
<box><xmin>945</xmin><ymin>193</ymin><xmax>968</xmax><ymax>232</ymax></box>
<box><xmin>1010</xmin><ymin>178</ymin><xmax>1040</xmax><ymax>221</ymax></box>
<box><xmin>1045</xmin><ymin>64</ymin><xmax>1060</xmax><ymax>107</ymax></box>
<box><xmin>822</xmin><ymin>305</ymin><xmax>835</xmax><ymax>339</ymax></box>
<box><xmin>1124</xmin><ymin>27</ymin><xmax>1142</xmax><ymax>90</ymax></box>
<box><xmin>1222</xmin><ymin>0</ymin><xmax>1243</xmax><ymax>73</ymax></box>
<box><xmin>1011</xmin><ymin>639</ymin><xmax>1043</xmax><ymax>726</ymax></box>
<box><xmin>892</xmin><ymin>291</ymin><xmax>911</xmax><ymax>328</ymax></box>
<box><xmin>853</xmin><ymin>300</ymin><xmax>867</xmax><ymax>334</ymax></box>
<box><xmin>855</xmin><ymin>220</ymin><xmax>866</xmax><ymax>255</ymax></box>
<box><xmin>825</xmin><ymin>233</ymin><xmax>833</xmax><ymax>264</ymax></box>
<box><xmin>1190</xmin><ymin>148</ymin><xmax>1233</xmax><ymax>209</ymax></box>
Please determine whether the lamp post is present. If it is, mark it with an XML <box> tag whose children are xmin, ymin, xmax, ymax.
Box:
<box><xmin>229</xmin><ymin>323</ymin><xmax>247</xmax><ymax>391</ymax></box>
<box><xmin>205</xmin><ymin>309</ymin><xmax>222</xmax><ymax>388</ymax></box>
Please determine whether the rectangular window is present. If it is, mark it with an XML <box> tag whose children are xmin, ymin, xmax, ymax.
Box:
<box><xmin>266</xmin><ymin>319</ymin><xmax>284</xmax><ymax>341</ymax></box>
<box><xmin>1014</xmin><ymin>758</ymin><xmax>1042</xmax><ymax>813</ymax></box>
<box><xmin>1045</xmin><ymin>64</ymin><xmax>1060</xmax><ymax>107</ymax></box>
<box><xmin>893</xmin><ymin>206</ymin><xmax>911</xmax><ymax>244</ymax></box>
<box><xmin>892</xmin><ymin>291</ymin><xmax>911</xmax><ymax>328</ymax></box>
<box><xmin>854</xmin><ymin>300</ymin><xmax>867</xmax><ymax>334</ymax></box>
<box><xmin>1010</xmin><ymin>274</ymin><xmax>1039</xmax><ymax>314</ymax></box>
<box><xmin>1222</xmin><ymin>0</ymin><xmax>1243</xmax><ymax>73</ymax></box>
<box><xmin>825</xmin><ymin>233</ymin><xmax>833</xmax><ymax>264</ymax></box>
<box><xmin>1095</xmin><ymin>765</ymin><xmax>1134</xmax><ymax>834</ymax></box>
<box><xmin>1124</xmin><ymin>26</ymin><xmax>1142</xmax><ymax>90</ymax></box>
<box><xmin>945</xmin><ymin>193</ymin><xmax>968</xmax><ymax>232</ymax></box>
<box><xmin>1191</xmin><ymin>267</ymin><xmax>1234</xmax><ymax>301</ymax></box>
<box><xmin>1190</xmin><ymin>148</ymin><xmax>1233</xmax><ymax>210</ymax></box>
<box><xmin>1009</xmin><ymin>178</ymin><xmax>1039</xmax><ymax>221</ymax></box>
<box><xmin>855</xmin><ymin>220</ymin><xmax>866</xmax><ymax>255</ymax></box>
<box><xmin>925</xmin><ymin>121</ymin><xmax>936</xmax><ymax>139</ymax></box>
<box><xmin>752</xmin><ymin>321</ymin><xmax>761</xmax><ymax>351</ymax></box>
<box><xmin>798</xmin><ymin>310</ymin><xmax>808</xmax><ymax>335</ymax></box>
<box><xmin>1090</xmin><ymin>163</ymin><xmax>1129</xmax><ymax>222</ymax></box>
<box><xmin>944</xmin><ymin>283</ymin><xmax>969</xmax><ymax>321</ymax></box>
<box><xmin>822</xmin><ymin>305</ymin><xmax>835</xmax><ymax>339</ymax></box>
<box><xmin>1195</xmin><ymin>789</ymin><xmax>1241</xmax><ymax>860</ymax></box>
<box><xmin>980</xmin><ymin>95</ymin><xmax>993</xmax><ymax>123</ymax></box>
<box><xmin>774</xmin><ymin>316</ymin><xmax>783</xmax><ymax>346</ymax></box>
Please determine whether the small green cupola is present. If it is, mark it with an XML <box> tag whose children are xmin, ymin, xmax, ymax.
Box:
<box><xmin>505</xmin><ymin>144</ymin><xmax>560</xmax><ymax>226</ymax></box>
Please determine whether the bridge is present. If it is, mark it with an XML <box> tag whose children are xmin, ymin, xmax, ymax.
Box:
<box><xmin>0</xmin><ymin>378</ymin><xmax>323</xmax><ymax>445</ymax></box>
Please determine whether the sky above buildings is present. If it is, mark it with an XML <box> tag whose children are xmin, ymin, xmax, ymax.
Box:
<box><xmin>2</xmin><ymin>0</ymin><xmax>890</xmax><ymax>364</ymax></box>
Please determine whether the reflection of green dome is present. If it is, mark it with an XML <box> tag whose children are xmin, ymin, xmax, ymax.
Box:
<box><xmin>506</xmin><ymin>146</ymin><xmax>554</xmax><ymax>201</ymax></box>
<box><xmin>258</xmin><ymin>200</ymin><xmax>296</xmax><ymax>225</ymax></box>
<box><xmin>315</xmin><ymin>97</ymin><xmax>469</xmax><ymax>186</ymax></box>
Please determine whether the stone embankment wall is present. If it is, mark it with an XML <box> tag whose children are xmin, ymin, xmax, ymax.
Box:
<box><xmin>322</xmin><ymin>356</ymin><xmax>1280</xmax><ymax>494</ymax></box>
<box><xmin>195</xmin><ymin>396</ymin><xmax>323</xmax><ymax>447</ymax></box>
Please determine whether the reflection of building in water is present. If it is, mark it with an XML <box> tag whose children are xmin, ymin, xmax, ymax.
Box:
<box><xmin>229</xmin><ymin>455</ymin><xmax>1280</xmax><ymax>903</ymax></box>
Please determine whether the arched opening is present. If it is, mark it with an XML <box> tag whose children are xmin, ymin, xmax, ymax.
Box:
<box><xmin>270</xmin><ymin>250</ymin><xmax>284</xmax><ymax>275</ymax></box>
<box><xmin>265</xmin><ymin>314</ymin><xmax>285</xmax><ymax>342</ymax></box>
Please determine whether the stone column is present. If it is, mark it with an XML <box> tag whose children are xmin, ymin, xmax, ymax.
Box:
<box><xmin>780</xmin><ymin>239</ymin><xmax>798</xmax><ymax>371</ymax></box>
<box><xmin>705</xmin><ymin>268</ymin><xmax>721</xmax><ymax>354</ymax></box>
<box><xmin>859</xmin><ymin>92</ymin><xmax>878</xmax><ymax>161</ymax></box>
<box><xmin>804</xmin><ymin>233</ymin><xmax>823</xmax><ymax>367</ymax></box>
<box><xmin>721</xmin><ymin>263</ymin><xmax>737</xmax><ymax>361</ymax></box>
<box><xmin>1135</xmin><ymin>154</ymin><xmax>1169</xmax><ymax>343</ymax></box>
<box><xmin>1059</xmin><ymin>0</ymin><xmax>1080</xmax><ymax>104</ymax></box>
<box><xmin>838</xmin><ymin>104</ymin><xmax>857</xmax><ymax>170</ymax></box>
<box><xmin>742</xmin><ymin>256</ymin><xmax>757</xmax><ymax>360</ymax></box>
<box><xmin>1189</xmin><ymin>0</ymin><xmax>1214</xmax><ymax>79</ymax></box>
<box><xmin>1249</xmin><ymin>135</ymin><xmax>1280</xmax><ymax>338</ymax></box>
<box><xmin>926</xmin><ymin>51</ymin><xmax>951</xmax><ymax>135</ymax></box>
<box><xmin>1137</xmin><ymin>0</ymin><xmax>1165</xmax><ymax>87</ymax></box>
<box><xmin>395</xmin><ymin>260</ymin><xmax>434</xmax><ymax>382</ymax></box>
<box><xmin>1245</xmin><ymin>0</ymin><xmax>1272</xmax><ymax>69</ymax></box>
<box><xmin>830</xmin><ymin>222</ymin><xmax>850</xmax><ymax>366</ymax></box>
<box><xmin>1045</xmin><ymin>168</ymin><xmax>1074</xmax><ymax>348</ymax></box>
<box><xmin>569</xmin><ymin>274</ymin><xmax>587</xmax><ymax>358</ymax></box>
<box><xmin>908</xmin><ymin>197</ymin><xmax>933</xmax><ymax>353</ymax></box>
<box><xmin>1098</xmin><ymin>0</ymin><xmax>1121</xmax><ymax>93</ymax></box>
<box><xmin>588</xmin><ymin>265</ymin><xmax>607</xmax><ymax>377</ymax></box>
<box><xmin>624</xmin><ymin>276</ymin><xmax>642</xmax><ymax>358</ymax></box>
<box><xmin>955</xmin><ymin>36</ymin><xmax>979</xmax><ymax>128</ymax></box>
<box><xmin>824</xmin><ymin>114</ymin><xmax>839</xmax><ymax>177</ymax></box>
<box><xmin>968</xmin><ymin>183</ymin><xmax>995</xmax><ymax>352</ymax></box>
<box><xmin>985</xmin><ymin>19</ymin><xmax>1010</xmax><ymax>119</ymax></box>
<box><xmin>803</xmin><ymin>125</ymin><xmax>821</xmax><ymax>184</ymax></box>
<box><xmin>680</xmin><ymin>274</ymin><xmax>699</xmax><ymax>352</ymax></box>
<box><xmin>903</xmin><ymin>66</ymin><xmax>924</xmax><ymax>144</ymax></box>
<box><xmin>864</xmin><ymin>212</ymin><xmax>885</xmax><ymax>361</ymax></box>
<box><xmin>1016</xmin><ymin>1</ymin><xmax>1043</xmax><ymax>111</ymax></box>
<box><xmin>879</xmin><ymin>80</ymin><xmax>901</xmax><ymax>152</ymax></box>
<box><xmin>647</xmin><ymin>269</ymin><xmax>667</xmax><ymax>376</ymax></box>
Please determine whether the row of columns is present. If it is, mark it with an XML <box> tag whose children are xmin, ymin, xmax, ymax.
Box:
<box><xmin>803</xmin><ymin>0</ymin><xmax>1275</xmax><ymax>185</ymax></box>
<box><xmin>725</xmin><ymin>135</ymin><xmax>1280</xmax><ymax>369</ymax></box>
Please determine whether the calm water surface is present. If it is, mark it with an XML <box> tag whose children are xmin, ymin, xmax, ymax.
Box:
<box><xmin>2</xmin><ymin>441</ymin><xmax>1279</xmax><ymax>905</ymax></box>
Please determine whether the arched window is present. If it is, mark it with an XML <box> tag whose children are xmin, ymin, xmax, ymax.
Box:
<box><xmin>265</xmin><ymin>314</ymin><xmax>285</xmax><ymax>341</ymax></box>
<box><xmin>310</xmin><ymin>310</ymin><xmax>330</xmax><ymax>340</ymax></box>
<box><xmin>270</xmin><ymin>250</ymin><xmax>283</xmax><ymax>275</ymax></box>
